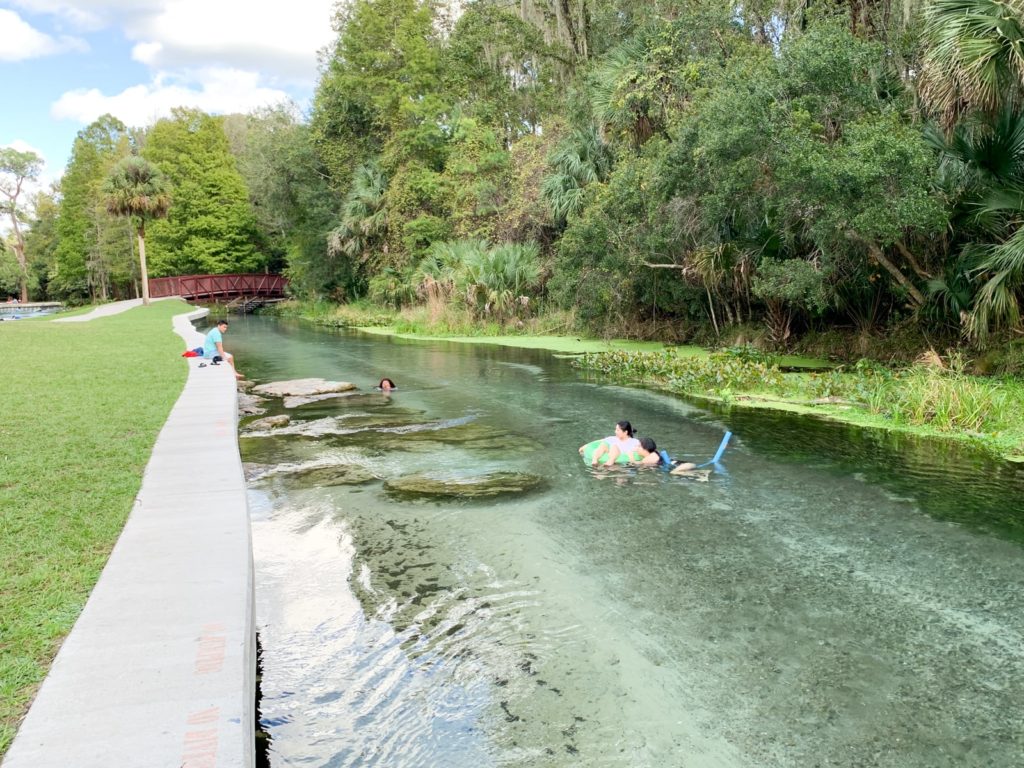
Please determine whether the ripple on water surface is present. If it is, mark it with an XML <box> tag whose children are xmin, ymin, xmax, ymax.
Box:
<box><xmin>236</xmin><ymin>319</ymin><xmax>1024</xmax><ymax>768</ymax></box>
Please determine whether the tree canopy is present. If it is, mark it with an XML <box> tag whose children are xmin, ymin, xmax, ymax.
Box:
<box><xmin>17</xmin><ymin>0</ymin><xmax>1024</xmax><ymax>349</ymax></box>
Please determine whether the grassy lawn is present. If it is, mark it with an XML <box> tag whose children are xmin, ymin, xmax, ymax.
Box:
<box><xmin>0</xmin><ymin>301</ymin><xmax>189</xmax><ymax>755</ymax></box>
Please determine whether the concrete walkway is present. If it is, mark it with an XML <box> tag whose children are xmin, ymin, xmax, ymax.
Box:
<box><xmin>53</xmin><ymin>297</ymin><xmax>181</xmax><ymax>323</ymax></box>
<box><xmin>3</xmin><ymin>307</ymin><xmax>255</xmax><ymax>768</ymax></box>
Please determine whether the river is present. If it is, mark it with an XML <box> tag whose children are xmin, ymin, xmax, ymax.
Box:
<box><xmin>229</xmin><ymin>316</ymin><xmax>1024</xmax><ymax>768</ymax></box>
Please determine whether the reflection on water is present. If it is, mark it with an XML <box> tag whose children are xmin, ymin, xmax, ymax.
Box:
<box><xmin>233</xmin><ymin>317</ymin><xmax>1024</xmax><ymax>768</ymax></box>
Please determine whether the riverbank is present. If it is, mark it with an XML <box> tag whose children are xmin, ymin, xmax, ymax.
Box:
<box><xmin>573</xmin><ymin>348</ymin><xmax>1024</xmax><ymax>462</ymax></box>
<box><xmin>264</xmin><ymin>301</ymin><xmax>1023</xmax><ymax>462</ymax></box>
<box><xmin>4</xmin><ymin>301</ymin><xmax>255</xmax><ymax>768</ymax></box>
<box><xmin>0</xmin><ymin>301</ymin><xmax>191</xmax><ymax>755</ymax></box>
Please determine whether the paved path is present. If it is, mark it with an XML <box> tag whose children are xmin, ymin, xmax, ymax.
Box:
<box><xmin>53</xmin><ymin>297</ymin><xmax>180</xmax><ymax>323</ymax></box>
<box><xmin>3</xmin><ymin>307</ymin><xmax>255</xmax><ymax>768</ymax></box>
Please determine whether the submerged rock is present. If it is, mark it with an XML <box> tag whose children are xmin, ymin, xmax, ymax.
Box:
<box><xmin>272</xmin><ymin>463</ymin><xmax>377</xmax><ymax>487</ymax></box>
<box><xmin>238</xmin><ymin>392</ymin><xmax>268</xmax><ymax>417</ymax></box>
<box><xmin>282</xmin><ymin>391</ymin><xmax>362</xmax><ymax>408</ymax></box>
<box><xmin>241</xmin><ymin>462</ymin><xmax>275</xmax><ymax>481</ymax></box>
<box><xmin>242</xmin><ymin>412</ymin><xmax>429</xmax><ymax>440</ymax></box>
<box><xmin>253</xmin><ymin>378</ymin><xmax>357</xmax><ymax>398</ymax></box>
<box><xmin>237</xmin><ymin>379</ymin><xmax>256</xmax><ymax>392</ymax></box>
<box><xmin>245</xmin><ymin>414</ymin><xmax>291</xmax><ymax>431</ymax></box>
<box><xmin>384</xmin><ymin>472</ymin><xmax>547</xmax><ymax>500</ymax></box>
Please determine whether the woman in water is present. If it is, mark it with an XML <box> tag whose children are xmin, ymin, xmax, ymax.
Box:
<box><xmin>378</xmin><ymin>377</ymin><xmax>397</xmax><ymax>392</ymax></box>
<box><xmin>580</xmin><ymin>420</ymin><xmax>641</xmax><ymax>466</ymax></box>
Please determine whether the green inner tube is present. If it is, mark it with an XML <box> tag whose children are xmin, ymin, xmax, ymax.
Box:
<box><xmin>581</xmin><ymin>439</ymin><xmax>640</xmax><ymax>465</ymax></box>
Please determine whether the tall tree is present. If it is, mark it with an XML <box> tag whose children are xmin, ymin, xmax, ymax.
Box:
<box><xmin>0</xmin><ymin>148</ymin><xmax>43</xmax><ymax>302</ymax></box>
<box><xmin>312</xmin><ymin>0</ymin><xmax>444</xmax><ymax>182</ymax></box>
<box><xmin>103</xmin><ymin>156</ymin><xmax>171</xmax><ymax>306</ymax></box>
<box><xmin>233</xmin><ymin>104</ymin><xmax>339</xmax><ymax>291</ymax></box>
<box><xmin>142</xmin><ymin>108</ymin><xmax>265</xmax><ymax>275</ymax></box>
<box><xmin>53</xmin><ymin>114</ymin><xmax>132</xmax><ymax>301</ymax></box>
<box><xmin>23</xmin><ymin>188</ymin><xmax>61</xmax><ymax>300</ymax></box>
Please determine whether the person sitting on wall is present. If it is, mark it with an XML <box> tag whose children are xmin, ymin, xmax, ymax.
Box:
<box><xmin>203</xmin><ymin>319</ymin><xmax>244</xmax><ymax>380</ymax></box>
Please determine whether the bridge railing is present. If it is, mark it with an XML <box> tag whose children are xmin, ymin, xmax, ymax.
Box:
<box><xmin>149</xmin><ymin>274</ymin><xmax>288</xmax><ymax>299</ymax></box>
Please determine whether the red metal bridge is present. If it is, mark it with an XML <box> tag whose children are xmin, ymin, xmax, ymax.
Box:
<box><xmin>148</xmin><ymin>274</ymin><xmax>288</xmax><ymax>301</ymax></box>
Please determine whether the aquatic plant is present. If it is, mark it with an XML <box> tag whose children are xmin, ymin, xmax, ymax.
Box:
<box><xmin>574</xmin><ymin>348</ymin><xmax>783</xmax><ymax>394</ymax></box>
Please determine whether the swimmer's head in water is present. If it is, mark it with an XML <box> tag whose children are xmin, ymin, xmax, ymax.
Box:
<box><xmin>639</xmin><ymin>436</ymin><xmax>656</xmax><ymax>453</ymax></box>
<box><xmin>379</xmin><ymin>377</ymin><xmax>396</xmax><ymax>391</ymax></box>
<box><xmin>615</xmin><ymin>420</ymin><xmax>635</xmax><ymax>439</ymax></box>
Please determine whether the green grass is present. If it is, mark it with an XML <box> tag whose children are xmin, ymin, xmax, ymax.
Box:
<box><xmin>0</xmin><ymin>301</ymin><xmax>189</xmax><ymax>755</ymax></box>
<box><xmin>574</xmin><ymin>349</ymin><xmax>1024</xmax><ymax>460</ymax></box>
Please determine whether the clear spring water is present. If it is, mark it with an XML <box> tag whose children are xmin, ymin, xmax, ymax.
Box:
<box><xmin>230</xmin><ymin>317</ymin><xmax>1024</xmax><ymax>768</ymax></box>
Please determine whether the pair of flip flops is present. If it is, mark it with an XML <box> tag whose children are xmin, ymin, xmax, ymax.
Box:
<box><xmin>197</xmin><ymin>361</ymin><xmax>220</xmax><ymax>368</ymax></box>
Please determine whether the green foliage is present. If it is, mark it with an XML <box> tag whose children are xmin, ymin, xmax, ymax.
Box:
<box><xmin>367</xmin><ymin>268</ymin><xmax>417</xmax><ymax>309</ymax></box>
<box><xmin>142</xmin><ymin>108</ymin><xmax>264</xmax><ymax>275</ymax></box>
<box><xmin>440</xmin><ymin>118</ymin><xmax>510</xmax><ymax>240</ymax></box>
<box><xmin>22</xmin><ymin>192</ymin><xmax>61</xmax><ymax>301</ymax></box>
<box><xmin>922</xmin><ymin>0</ymin><xmax>1024</xmax><ymax>123</ymax></box>
<box><xmin>493</xmin><ymin>131</ymin><xmax>558</xmax><ymax>241</ymax></box>
<box><xmin>329</xmin><ymin>162</ymin><xmax>389</xmax><ymax>265</ymax></box>
<box><xmin>548</xmin><ymin>140</ymin><xmax>705</xmax><ymax>329</ymax></box>
<box><xmin>233</xmin><ymin>104</ymin><xmax>339</xmax><ymax>296</ymax></box>
<box><xmin>589</xmin><ymin>20</ymin><xmax>718</xmax><ymax>145</ymax></box>
<box><xmin>541</xmin><ymin>126</ymin><xmax>613</xmax><ymax>225</ymax></box>
<box><xmin>0</xmin><ymin>147</ymin><xmax>44</xmax><ymax>302</ymax></box>
<box><xmin>574</xmin><ymin>347</ymin><xmax>784</xmax><ymax>394</ymax></box>
<box><xmin>752</xmin><ymin>260</ymin><xmax>832</xmax><ymax>313</ymax></box>
<box><xmin>443</xmin><ymin>4</ymin><xmax>556</xmax><ymax>141</ymax></box>
<box><xmin>415</xmin><ymin>238</ymin><xmax>541</xmax><ymax>320</ymax></box>
<box><xmin>311</xmin><ymin>0</ymin><xmax>443</xmax><ymax>181</ymax></box>
<box><xmin>52</xmin><ymin>115</ymin><xmax>133</xmax><ymax>301</ymax></box>
<box><xmin>383</xmin><ymin>161</ymin><xmax>451</xmax><ymax>264</ymax></box>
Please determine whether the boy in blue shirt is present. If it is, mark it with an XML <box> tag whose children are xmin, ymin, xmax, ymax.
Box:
<box><xmin>203</xmin><ymin>320</ymin><xmax>244</xmax><ymax>379</ymax></box>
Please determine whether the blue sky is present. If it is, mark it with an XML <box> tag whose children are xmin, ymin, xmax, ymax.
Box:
<box><xmin>0</xmin><ymin>0</ymin><xmax>336</xmax><ymax>188</ymax></box>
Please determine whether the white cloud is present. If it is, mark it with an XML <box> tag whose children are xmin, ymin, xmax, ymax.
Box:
<box><xmin>131</xmin><ymin>41</ymin><xmax>162</xmax><ymax>65</ymax></box>
<box><xmin>5</xmin><ymin>139</ymin><xmax>46</xmax><ymax>156</ymax></box>
<box><xmin>51</xmin><ymin>68</ymin><xmax>292</xmax><ymax>127</ymax></box>
<box><xmin>9</xmin><ymin>0</ymin><xmax>161</xmax><ymax>33</ymax></box>
<box><xmin>0</xmin><ymin>8</ymin><xmax>87</xmax><ymax>60</ymax></box>
<box><xmin>13</xmin><ymin>0</ymin><xmax>336</xmax><ymax>80</ymax></box>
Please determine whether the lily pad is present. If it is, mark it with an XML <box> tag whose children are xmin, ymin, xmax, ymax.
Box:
<box><xmin>384</xmin><ymin>472</ymin><xmax>547</xmax><ymax>500</ymax></box>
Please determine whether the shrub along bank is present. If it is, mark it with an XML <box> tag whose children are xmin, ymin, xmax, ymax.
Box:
<box><xmin>573</xmin><ymin>348</ymin><xmax>1024</xmax><ymax>461</ymax></box>
<box><xmin>264</xmin><ymin>298</ymin><xmax>1022</xmax><ymax>457</ymax></box>
<box><xmin>0</xmin><ymin>301</ymin><xmax>187</xmax><ymax>755</ymax></box>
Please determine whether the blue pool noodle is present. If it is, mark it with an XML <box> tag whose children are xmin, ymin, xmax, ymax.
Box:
<box><xmin>696</xmin><ymin>431</ymin><xmax>732</xmax><ymax>468</ymax></box>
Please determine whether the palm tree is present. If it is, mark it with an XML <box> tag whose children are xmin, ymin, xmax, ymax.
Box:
<box><xmin>327</xmin><ymin>162</ymin><xmax>388</xmax><ymax>263</ymax></box>
<box><xmin>104</xmin><ymin>156</ymin><xmax>171</xmax><ymax>306</ymax></box>
<box><xmin>925</xmin><ymin>109</ymin><xmax>1024</xmax><ymax>337</ymax></box>
<box><xmin>922</xmin><ymin>0</ymin><xmax>1024</xmax><ymax>126</ymax></box>
<box><xmin>541</xmin><ymin>126</ymin><xmax>613</xmax><ymax>225</ymax></box>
